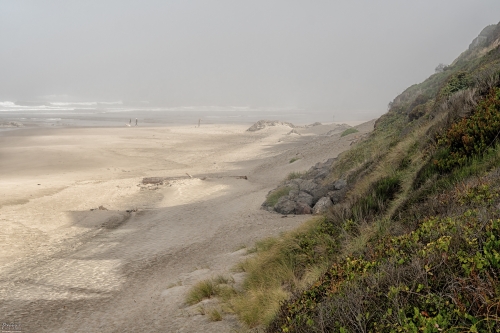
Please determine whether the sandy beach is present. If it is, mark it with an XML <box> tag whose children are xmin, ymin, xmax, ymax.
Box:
<box><xmin>0</xmin><ymin>120</ymin><xmax>374</xmax><ymax>332</ymax></box>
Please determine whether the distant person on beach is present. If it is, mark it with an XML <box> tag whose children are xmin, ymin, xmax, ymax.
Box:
<box><xmin>129</xmin><ymin>118</ymin><xmax>131</xmax><ymax>125</ymax></box>
<box><xmin>135</xmin><ymin>118</ymin><xmax>138</xmax><ymax>126</ymax></box>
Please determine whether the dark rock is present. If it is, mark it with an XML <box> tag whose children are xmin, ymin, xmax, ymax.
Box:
<box><xmin>308</xmin><ymin>158</ymin><xmax>336</xmax><ymax>179</ymax></box>
<box><xmin>296</xmin><ymin>191</ymin><xmax>314</xmax><ymax>207</ymax></box>
<box><xmin>274</xmin><ymin>197</ymin><xmax>296</xmax><ymax>215</ymax></box>
<box><xmin>333</xmin><ymin>179</ymin><xmax>347</xmax><ymax>190</ymax></box>
<box><xmin>329</xmin><ymin>188</ymin><xmax>347</xmax><ymax>204</ymax></box>
<box><xmin>298</xmin><ymin>179</ymin><xmax>318</xmax><ymax>195</ymax></box>
<box><xmin>310</xmin><ymin>186</ymin><xmax>328</xmax><ymax>202</ymax></box>
<box><xmin>295</xmin><ymin>202</ymin><xmax>312</xmax><ymax>215</ymax></box>
<box><xmin>288</xmin><ymin>178</ymin><xmax>302</xmax><ymax>187</ymax></box>
<box><xmin>313</xmin><ymin>169</ymin><xmax>329</xmax><ymax>181</ymax></box>
<box><xmin>313</xmin><ymin>197</ymin><xmax>333</xmax><ymax>215</ymax></box>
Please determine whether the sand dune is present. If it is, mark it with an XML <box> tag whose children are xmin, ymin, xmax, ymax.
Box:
<box><xmin>0</xmin><ymin>121</ymin><xmax>374</xmax><ymax>332</ymax></box>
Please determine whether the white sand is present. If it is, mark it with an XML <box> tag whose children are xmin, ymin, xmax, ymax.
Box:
<box><xmin>0</xmin><ymin>120</ymin><xmax>374</xmax><ymax>332</ymax></box>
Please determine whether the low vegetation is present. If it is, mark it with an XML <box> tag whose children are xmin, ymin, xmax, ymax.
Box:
<box><xmin>208</xmin><ymin>308</ymin><xmax>223</xmax><ymax>322</ymax></box>
<box><xmin>186</xmin><ymin>22</ymin><xmax>500</xmax><ymax>332</ymax></box>
<box><xmin>186</xmin><ymin>275</ymin><xmax>235</xmax><ymax>306</ymax></box>
<box><xmin>340</xmin><ymin>128</ymin><xmax>359</xmax><ymax>137</ymax></box>
<box><xmin>286</xmin><ymin>171</ymin><xmax>306</xmax><ymax>180</ymax></box>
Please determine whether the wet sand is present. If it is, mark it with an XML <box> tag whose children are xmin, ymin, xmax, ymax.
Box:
<box><xmin>0</xmin><ymin>121</ymin><xmax>374</xmax><ymax>332</ymax></box>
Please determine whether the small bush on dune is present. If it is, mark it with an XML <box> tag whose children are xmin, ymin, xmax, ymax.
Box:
<box><xmin>435</xmin><ymin>87</ymin><xmax>500</xmax><ymax>171</ymax></box>
<box><xmin>341</xmin><ymin>128</ymin><xmax>359</xmax><ymax>137</ymax></box>
<box><xmin>352</xmin><ymin>175</ymin><xmax>402</xmax><ymax>220</ymax></box>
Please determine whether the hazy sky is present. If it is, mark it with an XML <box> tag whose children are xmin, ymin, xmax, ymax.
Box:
<box><xmin>1</xmin><ymin>1</ymin><xmax>499</xmax><ymax>118</ymax></box>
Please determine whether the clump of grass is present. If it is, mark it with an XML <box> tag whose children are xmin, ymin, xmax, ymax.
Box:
<box><xmin>213</xmin><ymin>274</ymin><xmax>234</xmax><ymax>286</ymax></box>
<box><xmin>340</xmin><ymin>128</ymin><xmax>359</xmax><ymax>137</ymax></box>
<box><xmin>208</xmin><ymin>308</ymin><xmax>223</xmax><ymax>321</ymax></box>
<box><xmin>196</xmin><ymin>305</ymin><xmax>206</xmax><ymax>315</ymax></box>
<box><xmin>186</xmin><ymin>280</ymin><xmax>217</xmax><ymax>305</ymax></box>
<box><xmin>228</xmin><ymin>217</ymin><xmax>337</xmax><ymax>328</ymax></box>
<box><xmin>286</xmin><ymin>171</ymin><xmax>305</xmax><ymax>180</ymax></box>
<box><xmin>264</xmin><ymin>186</ymin><xmax>291</xmax><ymax>207</ymax></box>
<box><xmin>186</xmin><ymin>275</ymin><xmax>236</xmax><ymax>305</ymax></box>
<box><xmin>231</xmin><ymin>286</ymin><xmax>289</xmax><ymax>327</ymax></box>
<box><xmin>289</xmin><ymin>157</ymin><xmax>300</xmax><ymax>163</ymax></box>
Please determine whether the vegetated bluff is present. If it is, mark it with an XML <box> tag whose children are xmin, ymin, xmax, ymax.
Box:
<box><xmin>242</xmin><ymin>22</ymin><xmax>500</xmax><ymax>332</ymax></box>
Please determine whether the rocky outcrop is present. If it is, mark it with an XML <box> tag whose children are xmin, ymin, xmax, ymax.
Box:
<box><xmin>274</xmin><ymin>196</ymin><xmax>296</xmax><ymax>215</ymax></box>
<box><xmin>295</xmin><ymin>202</ymin><xmax>312</xmax><ymax>215</ymax></box>
<box><xmin>312</xmin><ymin>197</ymin><xmax>333</xmax><ymax>215</ymax></box>
<box><xmin>469</xmin><ymin>24</ymin><xmax>497</xmax><ymax>50</ymax></box>
<box><xmin>332</xmin><ymin>179</ymin><xmax>347</xmax><ymax>190</ymax></box>
<box><xmin>247</xmin><ymin>120</ymin><xmax>295</xmax><ymax>132</ymax></box>
<box><xmin>263</xmin><ymin>157</ymin><xmax>348</xmax><ymax>215</ymax></box>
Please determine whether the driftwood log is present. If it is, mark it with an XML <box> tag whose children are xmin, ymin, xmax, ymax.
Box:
<box><xmin>142</xmin><ymin>175</ymin><xmax>248</xmax><ymax>184</ymax></box>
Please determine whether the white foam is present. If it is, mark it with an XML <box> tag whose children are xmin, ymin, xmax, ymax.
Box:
<box><xmin>51</xmin><ymin>102</ymin><xmax>98</xmax><ymax>106</ymax></box>
<box><xmin>0</xmin><ymin>101</ymin><xmax>21</xmax><ymax>108</ymax></box>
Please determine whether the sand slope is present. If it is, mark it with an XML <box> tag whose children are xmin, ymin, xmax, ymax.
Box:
<box><xmin>0</xmin><ymin>121</ymin><xmax>374</xmax><ymax>332</ymax></box>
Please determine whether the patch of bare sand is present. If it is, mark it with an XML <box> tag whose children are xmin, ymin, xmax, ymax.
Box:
<box><xmin>0</xmin><ymin>120</ymin><xmax>374</xmax><ymax>332</ymax></box>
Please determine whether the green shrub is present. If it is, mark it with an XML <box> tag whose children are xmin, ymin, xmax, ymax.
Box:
<box><xmin>440</xmin><ymin>71</ymin><xmax>472</xmax><ymax>97</ymax></box>
<box><xmin>352</xmin><ymin>175</ymin><xmax>402</xmax><ymax>220</ymax></box>
<box><xmin>341</xmin><ymin>128</ymin><xmax>359</xmax><ymax>137</ymax></box>
<box><xmin>272</xmin><ymin>193</ymin><xmax>500</xmax><ymax>332</ymax></box>
<box><xmin>435</xmin><ymin>88</ymin><xmax>500</xmax><ymax>171</ymax></box>
<box><xmin>289</xmin><ymin>157</ymin><xmax>300</xmax><ymax>163</ymax></box>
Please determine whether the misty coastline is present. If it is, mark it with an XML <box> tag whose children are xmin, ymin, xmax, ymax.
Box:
<box><xmin>0</xmin><ymin>103</ymin><xmax>372</xmax><ymax>129</ymax></box>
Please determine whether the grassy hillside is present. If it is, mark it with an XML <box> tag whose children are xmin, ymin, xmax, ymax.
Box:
<box><xmin>187</xmin><ymin>22</ymin><xmax>500</xmax><ymax>332</ymax></box>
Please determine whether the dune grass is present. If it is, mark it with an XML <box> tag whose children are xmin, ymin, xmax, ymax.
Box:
<box><xmin>186</xmin><ymin>280</ymin><xmax>217</xmax><ymax>305</ymax></box>
<box><xmin>185</xmin><ymin>275</ymin><xmax>235</xmax><ymax>306</ymax></box>
<box><xmin>286</xmin><ymin>171</ymin><xmax>305</xmax><ymax>180</ymax></box>
<box><xmin>207</xmin><ymin>308</ymin><xmax>223</xmax><ymax>322</ymax></box>
<box><xmin>340</xmin><ymin>127</ymin><xmax>359</xmax><ymax>137</ymax></box>
<box><xmin>228</xmin><ymin>217</ymin><xmax>336</xmax><ymax>327</ymax></box>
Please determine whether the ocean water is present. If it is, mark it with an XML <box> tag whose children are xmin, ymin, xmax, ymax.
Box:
<box><xmin>0</xmin><ymin>101</ymin><xmax>373</xmax><ymax>128</ymax></box>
